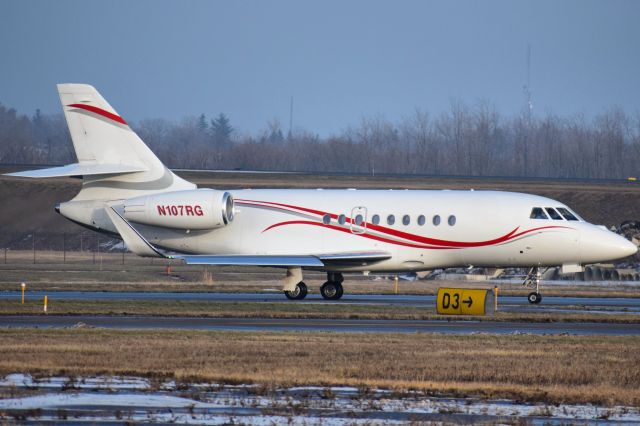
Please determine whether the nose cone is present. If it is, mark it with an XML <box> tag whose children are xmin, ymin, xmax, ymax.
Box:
<box><xmin>581</xmin><ymin>227</ymin><xmax>638</xmax><ymax>263</ymax></box>
<box><xmin>620</xmin><ymin>237</ymin><xmax>639</xmax><ymax>258</ymax></box>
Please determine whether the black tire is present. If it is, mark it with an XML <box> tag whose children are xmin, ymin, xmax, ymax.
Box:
<box><xmin>285</xmin><ymin>282</ymin><xmax>308</xmax><ymax>300</ymax></box>
<box><xmin>298</xmin><ymin>282</ymin><xmax>308</xmax><ymax>299</ymax></box>
<box><xmin>527</xmin><ymin>292</ymin><xmax>541</xmax><ymax>304</ymax></box>
<box><xmin>335</xmin><ymin>283</ymin><xmax>344</xmax><ymax>300</ymax></box>
<box><xmin>320</xmin><ymin>281</ymin><xmax>339</xmax><ymax>300</ymax></box>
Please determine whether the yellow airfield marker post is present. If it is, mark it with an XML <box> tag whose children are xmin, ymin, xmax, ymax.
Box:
<box><xmin>494</xmin><ymin>286</ymin><xmax>499</xmax><ymax>312</ymax></box>
<box><xmin>43</xmin><ymin>295</ymin><xmax>48</xmax><ymax>314</ymax></box>
<box><xmin>21</xmin><ymin>282</ymin><xmax>26</xmax><ymax>304</ymax></box>
<box><xmin>394</xmin><ymin>276</ymin><xmax>398</xmax><ymax>294</ymax></box>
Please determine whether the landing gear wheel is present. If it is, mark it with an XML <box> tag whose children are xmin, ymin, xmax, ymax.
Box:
<box><xmin>335</xmin><ymin>284</ymin><xmax>344</xmax><ymax>300</ymax></box>
<box><xmin>320</xmin><ymin>281</ymin><xmax>343</xmax><ymax>300</ymax></box>
<box><xmin>285</xmin><ymin>282</ymin><xmax>308</xmax><ymax>300</ymax></box>
<box><xmin>523</xmin><ymin>267</ymin><xmax>544</xmax><ymax>304</ymax></box>
<box><xmin>527</xmin><ymin>292</ymin><xmax>542</xmax><ymax>304</ymax></box>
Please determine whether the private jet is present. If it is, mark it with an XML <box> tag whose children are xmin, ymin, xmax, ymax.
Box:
<box><xmin>7</xmin><ymin>85</ymin><xmax>637</xmax><ymax>303</ymax></box>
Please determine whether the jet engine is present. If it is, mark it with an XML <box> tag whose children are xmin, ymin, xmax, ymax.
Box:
<box><xmin>122</xmin><ymin>189</ymin><xmax>234</xmax><ymax>230</ymax></box>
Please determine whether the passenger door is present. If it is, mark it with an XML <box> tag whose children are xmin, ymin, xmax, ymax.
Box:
<box><xmin>350</xmin><ymin>206</ymin><xmax>367</xmax><ymax>234</ymax></box>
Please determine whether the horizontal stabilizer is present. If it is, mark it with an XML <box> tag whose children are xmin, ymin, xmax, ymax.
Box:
<box><xmin>5</xmin><ymin>162</ymin><xmax>148</xmax><ymax>178</ymax></box>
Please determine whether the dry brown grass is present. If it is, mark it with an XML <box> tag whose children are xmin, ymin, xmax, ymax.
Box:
<box><xmin>0</xmin><ymin>329</ymin><xmax>638</xmax><ymax>406</ymax></box>
<box><xmin>1</xmin><ymin>299</ymin><xmax>639</xmax><ymax>323</ymax></box>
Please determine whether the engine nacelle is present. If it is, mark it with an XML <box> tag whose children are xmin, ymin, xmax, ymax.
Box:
<box><xmin>123</xmin><ymin>189</ymin><xmax>234</xmax><ymax>230</ymax></box>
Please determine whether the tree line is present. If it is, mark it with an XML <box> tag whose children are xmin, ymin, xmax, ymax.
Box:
<box><xmin>1</xmin><ymin>100</ymin><xmax>639</xmax><ymax>179</ymax></box>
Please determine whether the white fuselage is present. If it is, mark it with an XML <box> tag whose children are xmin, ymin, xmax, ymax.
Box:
<box><xmin>111</xmin><ymin>189</ymin><xmax>635</xmax><ymax>272</ymax></box>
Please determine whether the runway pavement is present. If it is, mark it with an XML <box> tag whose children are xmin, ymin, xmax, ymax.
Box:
<box><xmin>1</xmin><ymin>315</ymin><xmax>639</xmax><ymax>335</ymax></box>
<box><xmin>2</xmin><ymin>291</ymin><xmax>639</xmax><ymax>334</ymax></box>
<box><xmin>1</xmin><ymin>291</ymin><xmax>639</xmax><ymax>314</ymax></box>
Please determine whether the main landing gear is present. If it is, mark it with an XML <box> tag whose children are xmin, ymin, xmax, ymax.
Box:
<box><xmin>284</xmin><ymin>281</ymin><xmax>308</xmax><ymax>300</ymax></box>
<box><xmin>283</xmin><ymin>272</ymin><xmax>344</xmax><ymax>301</ymax></box>
<box><xmin>320</xmin><ymin>272</ymin><xmax>344</xmax><ymax>300</ymax></box>
<box><xmin>523</xmin><ymin>266</ymin><xmax>543</xmax><ymax>304</ymax></box>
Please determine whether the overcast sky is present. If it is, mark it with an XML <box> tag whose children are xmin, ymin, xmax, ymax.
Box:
<box><xmin>1</xmin><ymin>0</ymin><xmax>638</xmax><ymax>136</ymax></box>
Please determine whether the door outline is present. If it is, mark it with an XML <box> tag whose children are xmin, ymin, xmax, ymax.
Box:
<box><xmin>350</xmin><ymin>206</ymin><xmax>367</xmax><ymax>234</ymax></box>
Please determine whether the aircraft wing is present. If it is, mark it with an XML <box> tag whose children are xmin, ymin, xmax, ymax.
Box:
<box><xmin>174</xmin><ymin>252</ymin><xmax>392</xmax><ymax>267</ymax></box>
<box><xmin>105</xmin><ymin>206</ymin><xmax>392</xmax><ymax>267</ymax></box>
<box><xmin>172</xmin><ymin>255</ymin><xmax>325</xmax><ymax>267</ymax></box>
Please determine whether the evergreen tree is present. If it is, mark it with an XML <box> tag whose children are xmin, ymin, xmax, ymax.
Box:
<box><xmin>210</xmin><ymin>113</ymin><xmax>233</xmax><ymax>144</ymax></box>
<box><xmin>197</xmin><ymin>113</ymin><xmax>208</xmax><ymax>132</ymax></box>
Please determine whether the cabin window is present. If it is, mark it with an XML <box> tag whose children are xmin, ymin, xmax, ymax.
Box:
<box><xmin>402</xmin><ymin>215</ymin><xmax>410</xmax><ymax>226</ymax></box>
<box><xmin>355</xmin><ymin>214</ymin><xmax>364</xmax><ymax>226</ymax></box>
<box><xmin>371</xmin><ymin>214</ymin><xmax>380</xmax><ymax>225</ymax></box>
<box><xmin>417</xmin><ymin>215</ymin><xmax>426</xmax><ymax>226</ymax></box>
<box><xmin>322</xmin><ymin>214</ymin><xmax>331</xmax><ymax>224</ymax></box>
<box><xmin>448</xmin><ymin>215</ymin><xmax>456</xmax><ymax>226</ymax></box>
<box><xmin>433</xmin><ymin>215</ymin><xmax>441</xmax><ymax>226</ymax></box>
<box><xmin>387</xmin><ymin>214</ymin><xmax>395</xmax><ymax>225</ymax></box>
<box><xmin>338</xmin><ymin>214</ymin><xmax>346</xmax><ymax>225</ymax></box>
<box><xmin>545</xmin><ymin>208</ymin><xmax>563</xmax><ymax>221</ymax></box>
<box><xmin>557</xmin><ymin>207</ymin><xmax>579</xmax><ymax>221</ymax></box>
<box><xmin>530</xmin><ymin>207</ymin><xmax>548</xmax><ymax>219</ymax></box>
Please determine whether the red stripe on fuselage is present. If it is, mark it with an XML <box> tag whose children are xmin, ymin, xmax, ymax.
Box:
<box><xmin>67</xmin><ymin>103</ymin><xmax>127</xmax><ymax>125</ymax></box>
<box><xmin>261</xmin><ymin>220</ymin><xmax>570</xmax><ymax>250</ymax></box>
<box><xmin>262</xmin><ymin>220</ymin><xmax>457</xmax><ymax>250</ymax></box>
<box><xmin>236</xmin><ymin>199</ymin><xmax>572</xmax><ymax>248</ymax></box>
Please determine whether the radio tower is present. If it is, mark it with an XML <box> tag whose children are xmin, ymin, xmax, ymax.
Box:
<box><xmin>523</xmin><ymin>44</ymin><xmax>533</xmax><ymax>125</ymax></box>
<box><xmin>288</xmin><ymin>96</ymin><xmax>294</xmax><ymax>140</ymax></box>
<box><xmin>522</xmin><ymin>44</ymin><xmax>533</xmax><ymax>176</ymax></box>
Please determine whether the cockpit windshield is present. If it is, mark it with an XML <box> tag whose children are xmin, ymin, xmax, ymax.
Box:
<box><xmin>530</xmin><ymin>207</ymin><xmax>548</xmax><ymax>219</ymax></box>
<box><xmin>557</xmin><ymin>207</ymin><xmax>580</xmax><ymax>221</ymax></box>
<box><xmin>530</xmin><ymin>206</ymin><xmax>583</xmax><ymax>221</ymax></box>
<box><xmin>545</xmin><ymin>208</ymin><xmax>563</xmax><ymax>220</ymax></box>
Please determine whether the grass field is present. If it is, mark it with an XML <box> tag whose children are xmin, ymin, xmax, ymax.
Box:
<box><xmin>1</xmin><ymin>299</ymin><xmax>639</xmax><ymax>324</ymax></box>
<box><xmin>0</xmin><ymin>328</ymin><xmax>638</xmax><ymax>407</ymax></box>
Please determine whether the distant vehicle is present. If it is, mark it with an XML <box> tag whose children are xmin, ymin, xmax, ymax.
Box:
<box><xmin>7</xmin><ymin>85</ymin><xmax>637</xmax><ymax>303</ymax></box>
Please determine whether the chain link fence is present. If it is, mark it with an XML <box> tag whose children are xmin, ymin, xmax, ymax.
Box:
<box><xmin>0</xmin><ymin>232</ymin><xmax>159</xmax><ymax>265</ymax></box>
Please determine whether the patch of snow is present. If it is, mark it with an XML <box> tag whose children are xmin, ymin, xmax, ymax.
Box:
<box><xmin>0</xmin><ymin>374</ymin><xmax>150</xmax><ymax>390</ymax></box>
<box><xmin>0</xmin><ymin>393</ymin><xmax>225</xmax><ymax>410</ymax></box>
<box><xmin>2</xmin><ymin>374</ymin><xmax>639</xmax><ymax>423</ymax></box>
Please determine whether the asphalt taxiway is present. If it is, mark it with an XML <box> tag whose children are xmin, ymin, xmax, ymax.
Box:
<box><xmin>1</xmin><ymin>291</ymin><xmax>639</xmax><ymax>335</ymax></box>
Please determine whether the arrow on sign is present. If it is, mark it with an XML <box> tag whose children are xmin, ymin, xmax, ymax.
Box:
<box><xmin>463</xmin><ymin>297</ymin><xmax>473</xmax><ymax>307</ymax></box>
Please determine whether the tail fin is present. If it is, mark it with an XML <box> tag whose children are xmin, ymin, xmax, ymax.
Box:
<box><xmin>59</xmin><ymin>83</ymin><xmax>155</xmax><ymax>166</ymax></box>
<box><xmin>7</xmin><ymin>84</ymin><xmax>195</xmax><ymax>200</ymax></box>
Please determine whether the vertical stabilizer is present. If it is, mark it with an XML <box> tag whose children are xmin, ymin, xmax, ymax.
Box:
<box><xmin>57</xmin><ymin>84</ymin><xmax>194</xmax><ymax>200</ymax></box>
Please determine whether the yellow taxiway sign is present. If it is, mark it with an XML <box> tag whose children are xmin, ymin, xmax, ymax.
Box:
<box><xmin>436</xmin><ymin>288</ymin><xmax>492</xmax><ymax>315</ymax></box>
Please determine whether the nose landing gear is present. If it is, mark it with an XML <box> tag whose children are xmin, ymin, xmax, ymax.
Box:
<box><xmin>523</xmin><ymin>266</ymin><xmax>543</xmax><ymax>304</ymax></box>
<box><xmin>527</xmin><ymin>291</ymin><xmax>542</xmax><ymax>304</ymax></box>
